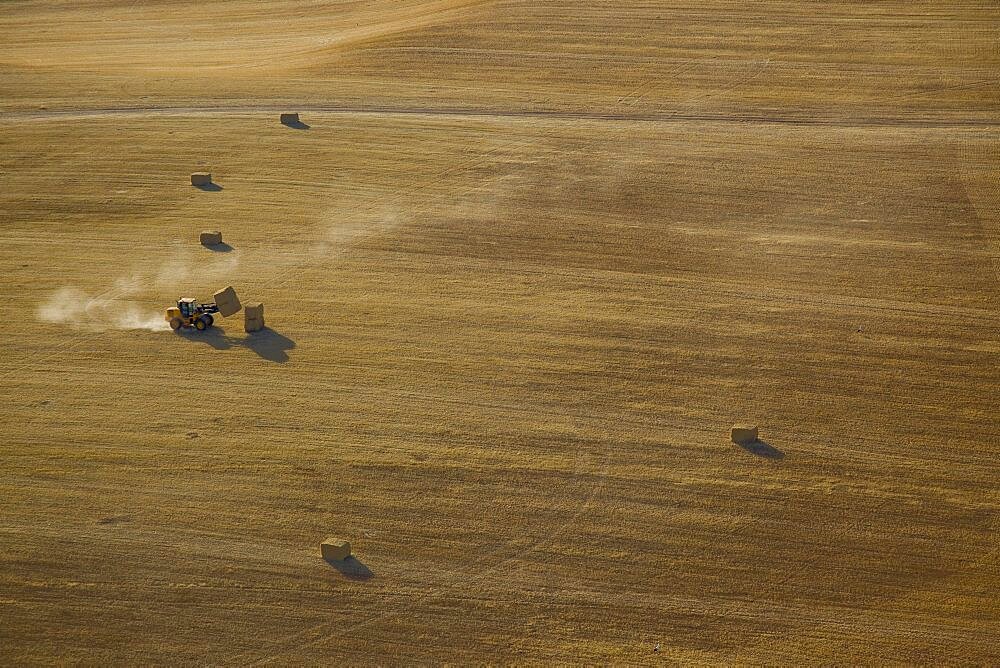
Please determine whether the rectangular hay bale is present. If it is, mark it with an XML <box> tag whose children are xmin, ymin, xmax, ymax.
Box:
<box><xmin>244</xmin><ymin>302</ymin><xmax>264</xmax><ymax>332</ymax></box>
<box><xmin>191</xmin><ymin>172</ymin><xmax>212</xmax><ymax>186</ymax></box>
<box><xmin>213</xmin><ymin>285</ymin><xmax>242</xmax><ymax>317</ymax></box>
<box><xmin>321</xmin><ymin>538</ymin><xmax>351</xmax><ymax>562</ymax></box>
<box><xmin>730</xmin><ymin>424</ymin><xmax>759</xmax><ymax>444</ymax></box>
<box><xmin>200</xmin><ymin>230</ymin><xmax>223</xmax><ymax>246</ymax></box>
<box><xmin>244</xmin><ymin>303</ymin><xmax>264</xmax><ymax>320</ymax></box>
<box><xmin>280</xmin><ymin>112</ymin><xmax>300</xmax><ymax>124</ymax></box>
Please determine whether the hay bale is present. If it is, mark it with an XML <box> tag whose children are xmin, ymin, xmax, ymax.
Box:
<box><xmin>190</xmin><ymin>172</ymin><xmax>212</xmax><ymax>186</ymax></box>
<box><xmin>244</xmin><ymin>303</ymin><xmax>264</xmax><ymax>321</ymax></box>
<box><xmin>280</xmin><ymin>112</ymin><xmax>300</xmax><ymax>125</ymax></box>
<box><xmin>321</xmin><ymin>538</ymin><xmax>351</xmax><ymax>562</ymax></box>
<box><xmin>244</xmin><ymin>302</ymin><xmax>264</xmax><ymax>332</ymax></box>
<box><xmin>200</xmin><ymin>230</ymin><xmax>223</xmax><ymax>246</ymax></box>
<box><xmin>731</xmin><ymin>424</ymin><xmax>759</xmax><ymax>444</ymax></box>
<box><xmin>213</xmin><ymin>285</ymin><xmax>242</xmax><ymax>317</ymax></box>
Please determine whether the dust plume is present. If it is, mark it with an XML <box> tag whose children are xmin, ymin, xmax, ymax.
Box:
<box><xmin>38</xmin><ymin>244</ymin><xmax>242</xmax><ymax>332</ymax></box>
<box><xmin>149</xmin><ymin>248</ymin><xmax>240</xmax><ymax>288</ymax></box>
<box><xmin>37</xmin><ymin>287</ymin><xmax>168</xmax><ymax>332</ymax></box>
<box><xmin>311</xmin><ymin>205</ymin><xmax>403</xmax><ymax>258</ymax></box>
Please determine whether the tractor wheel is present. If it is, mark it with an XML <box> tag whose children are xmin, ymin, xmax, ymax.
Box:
<box><xmin>195</xmin><ymin>317</ymin><xmax>207</xmax><ymax>331</ymax></box>
<box><xmin>169</xmin><ymin>317</ymin><xmax>183</xmax><ymax>331</ymax></box>
<box><xmin>204</xmin><ymin>314</ymin><xmax>214</xmax><ymax>327</ymax></box>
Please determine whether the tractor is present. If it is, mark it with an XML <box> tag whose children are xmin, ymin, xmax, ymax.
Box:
<box><xmin>165</xmin><ymin>297</ymin><xmax>220</xmax><ymax>331</ymax></box>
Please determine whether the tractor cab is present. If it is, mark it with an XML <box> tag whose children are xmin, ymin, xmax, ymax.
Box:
<box><xmin>178</xmin><ymin>298</ymin><xmax>198</xmax><ymax>318</ymax></box>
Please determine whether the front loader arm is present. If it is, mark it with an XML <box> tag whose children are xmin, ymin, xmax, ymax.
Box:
<box><xmin>197</xmin><ymin>303</ymin><xmax>221</xmax><ymax>315</ymax></box>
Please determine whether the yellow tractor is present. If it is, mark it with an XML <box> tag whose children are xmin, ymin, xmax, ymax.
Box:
<box><xmin>165</xmin><ymin>297</ymin><xmax>219</xmax><ymax>331</ymax></box>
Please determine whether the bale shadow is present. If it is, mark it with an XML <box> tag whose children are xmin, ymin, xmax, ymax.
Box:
<box><xmin>203</xmin><ymin>241</ymin><xmax>234</xmax><ymax>253</ymax></box>
<box><xmin>244</xmin><ymin>327</ymin><xmax>295</xmax><ymax>363</ymax></box>
<box><xmin>325</xmin><ymin>556</ymin><xmax>373</xmax><ymax>581</ymax></box>
<box><xmin>736</xmin><ymin>439</ymin><xmax>785</xmax><ymax>460</ymax></box>
<box><xmin>281</xmin><ymin>119</ymin><xmax>311</xmax><ymax>130</ymax></box>
<box><xmin>194</xmin><ymin>182</ymin><xmax>223</xmax><ymax>192</ymax></box>
<box><xmin>176</xmin><ymin>326</ymin><xmax>295</xmax><ymax>363</ymax></box>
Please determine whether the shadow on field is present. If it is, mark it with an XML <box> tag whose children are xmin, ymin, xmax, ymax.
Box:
<box><xmin>194</xmin><ymin>182</ymin><xmax>224</xmax><ymax>192</ymax></box>
<box><xmin>282</xmin><ymin>119</ymin><xmax>311</xmax><ymax>130</ymax></box>
<box><xmin>204</xmin><ymin>241</ymin><xmax>234</xmax><ymax>253</ymax></box>
<box><xmin>177</xmin><ymin>326</ymin><xmax>295</xmax><ymax>363</ymax></box>
<box><xmin>737</xmin><ymin>439</ymin><xmax>785</xmax><ymax>460</ymax></box>
<box><xmin>325</xmin><ymin>556</ymin><xmax>373</xmax><ymax>581</ymax></box>
<box><xmin>245</xmin><ymin>328</ymin><xmax>296</xmax><ymax>363</ymax></box>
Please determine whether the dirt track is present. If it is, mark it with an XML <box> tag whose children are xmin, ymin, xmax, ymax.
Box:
<box><xmin>1</xmin><ymin>1</ymin><xmax>999</xmax><ymax>664</ymax></box>
<box><xmin>7</xmin><ymin>104</ymin><xmax>1000</xmax><ymax>127</ymax></box>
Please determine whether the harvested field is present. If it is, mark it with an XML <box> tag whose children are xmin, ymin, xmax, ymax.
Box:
<box><xmin>1</xmin><ymin>1</ymin><xmax>998</xmax><ymax>664</ymax></box>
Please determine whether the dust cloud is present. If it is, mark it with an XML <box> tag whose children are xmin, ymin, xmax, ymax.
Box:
<box><xmin>37</xmin><ymin>245</ymin><xmax>242</xmax><ymax>332</ymax></box>
<box><xmin>37</xmin><ymin>287</ymin><xmax>169</xmax><ymax>331</ymax></box>
<box><xmin>311</xmin><ymin>205</ymin><xmax>403</xmax><ymax>258</ymax></box>
<box><xmin>38</xmin><ymin>203</ymin><xmax>404</xmax><ymax>333</ymax></box>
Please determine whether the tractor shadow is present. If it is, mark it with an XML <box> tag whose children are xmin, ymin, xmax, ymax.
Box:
<box><xmin>325</xmin><ymin>556</ymin><xmax>373</xmax><ymax>581</ymax></box>
<box><xmin>203</xmin><ymin>242</ymin><xmax>234</xmax><ymax>253</ymax></box>
<box><xmin>194</xmin><ymin>182</ymin><xmax>224</xmax><ymax>192</ymax></box>
<box><xmin>176</xmin><ymin>326</ymin><xmax>295</xmax><ymax>363</ymax></box>
<box><xmin>281</xmin><ymin>119</ymin><xmax>310</xmax><ymax>130</ymax></box>
<box><xmin>736</xmin><ymin>439</ymin><xmax>785</xmax><ymax>460</ymax></box>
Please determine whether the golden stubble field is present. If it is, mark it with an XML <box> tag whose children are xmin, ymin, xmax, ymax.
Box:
<box><xmin>1</xmin><ymin>1</ymin><xmax>998</xmax><ymax>664</ymax></box>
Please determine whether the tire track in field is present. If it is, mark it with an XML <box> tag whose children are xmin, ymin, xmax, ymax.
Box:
<box><xmin>3</xmin><ymin>103</ymin><xmax>998</xmax><ymax>128</ymax></box>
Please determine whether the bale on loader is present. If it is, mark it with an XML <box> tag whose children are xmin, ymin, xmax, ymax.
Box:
<box><xmin>213</xmin><ymin>286</ymin><xmax>241</xmax><ymax>317</ymax></box>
